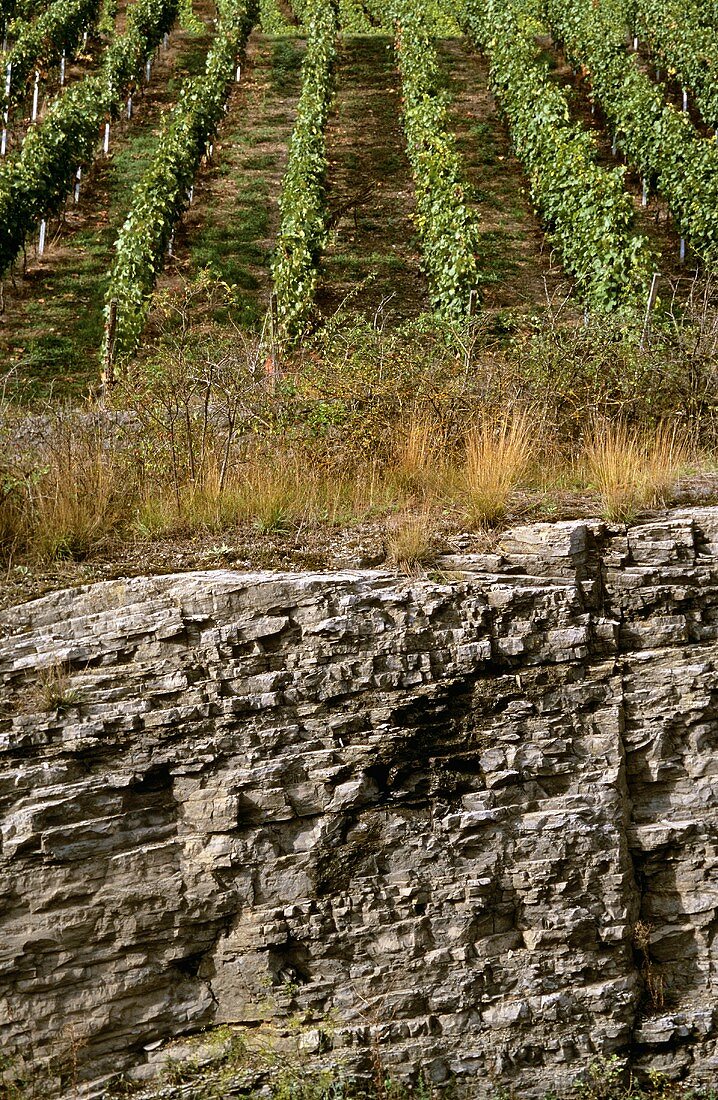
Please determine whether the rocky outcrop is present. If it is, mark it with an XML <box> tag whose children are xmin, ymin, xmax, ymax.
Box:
<box><xmin>1</xmin><ymin>511</ymin><xmax>718</xmax><ymax>1097</ymax></box>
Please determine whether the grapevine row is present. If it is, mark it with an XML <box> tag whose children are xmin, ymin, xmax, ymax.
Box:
<box><xmin>635</xmin><ymin>0</ymin><xmax>718</xmax><ymax>129</ymax></box>
<box><xmin>1</xmin><ymin>0</ymin><xmax>102</xmax><ymax>116</ymax></box>
<box><xmin>695</xmin><ymin>0</ymin><xmax>718</xmax><ymax>26</ymax></box>
<box><xmin>0</xmin><ymin>0</ymin><xmax>45</xmax><ymax>33</ymax></box>
<box><xmin>337</xmin><ymin>0</ymin><xmax>372</xmax><ymax>35</ymax></box>
<box><xmin>392</xmin><ymin>0</ymin><xmax>481</xmax><ymax>320</ymax></box>
<box><xmin>258</xmin><ymin>0</ymin><xmax>295</xmax><ymax>34</ymax></box>
<box><xmin>542</xmin><ymin>0</ymin><xmax>718</xmax><ymax>266</ymax></box>
<box><xmin>460</xmin><ymin>0</ymin><xmax>654</xmax><ymax>312</ymax></box>
<box><xmin>0</xmin><ymin>0</ymin><xmax>179</xmax><ymax>278</ymax></box>
<box><xmin>271</xmin><ymin>0</ymin><xmax>336</xmax><ymax>339</ymax></box>
<box><xmin>102</xmin><ymin>0</ymin><xmax>256</xmax><ymax>363</ymax></box>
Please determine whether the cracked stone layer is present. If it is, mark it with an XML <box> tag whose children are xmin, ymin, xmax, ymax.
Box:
<box><xmin>1</xmin><ymin>510</ymin><xmax>717</xmax><ymax>1096</ymax></box>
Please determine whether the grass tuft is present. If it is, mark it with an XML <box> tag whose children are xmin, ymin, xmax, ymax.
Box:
<box><xmin>390</xmin><ymin>413</ymin><xmax>444</xmax><ymax>498</ymax></box>
<box><xmin>39</xmin><ymin>663</ymin><xmax>85</xmax><ymax>713</ymax></box>
<box><xmin>462</xmin><ymin>408</ymin><xmax>536</xmax><ymax>528</ymax></box>
<box><xmin>1</xmin><ymin>421</ymin><xmax>133</xmax><ymax>563</ymax></box>
<box><xmin>385</xmin><ymin>511</ymin><xmax>436</xmax><ymax>571</ymax></box>
<box><xmin>584</xmin><ymin>422</ymin><xmax>688</xmax><ymax>524</ymax></box>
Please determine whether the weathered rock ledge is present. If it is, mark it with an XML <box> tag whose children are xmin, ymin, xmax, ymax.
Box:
<box><xmin>1</xmin><ymin>511</ymin><xmax>718</xmax><ymax>1096</ymax></box>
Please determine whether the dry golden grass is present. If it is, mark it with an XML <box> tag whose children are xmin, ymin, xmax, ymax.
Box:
<box><xmin>390</xmin><ymin>413</ymin><xmax>445</xmax><ymax>498</ymax></box>
<box><xmin>462</xmin><ymin>409</ymin><xmax>536</xmax><ymax>528</ymax></box>
<box><xmin>135</xmin><ymin>454</ymin><xmax>317</xmax><ymax>536</ymax></box>
<box><xmin>0</xmin><ymin>392</ymin><xmax>700</xmax><ymax>569</ymax></box>
<box><xmin>584</xmin><ymin>422</ymin><xmax>688</xmax><ymax>523</ymax></box>
<box><xmin>1</xmin><ymin>430</ymin><xmax>132</xmax><ymax>562</ymax></box>
<box><xmin>385</xmin><ymin>511</ymin><xmax>436</xmax><ymax>571</ymax></box>
<box><xmin>134</xmin><ymin>451</ymin><xmax>402</xmax><ymax>539</ymax></box>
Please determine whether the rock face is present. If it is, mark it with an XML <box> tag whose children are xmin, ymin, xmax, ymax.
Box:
<box><xmin>1</xmin><ymin>511</ymin><xmax>718</xmax><ymax>1097</ymax></box>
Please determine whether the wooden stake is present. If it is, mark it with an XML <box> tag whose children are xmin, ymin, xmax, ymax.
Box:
<box><xmin>640</xmin><ymin>272</ymin><xmax>660</xmax><ymax>349</ymax></box>
<box><xmin>267</xmin><ymin>292</ymin><xmax>279</xmax><ymax>386</ymax></box>
<box><xmin>102</xmin><ymin>298</ymin><xmax>117</xmax><ymax>388</ymax></box>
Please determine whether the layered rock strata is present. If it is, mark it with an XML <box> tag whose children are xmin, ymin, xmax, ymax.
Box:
<box><xmin>1</xmin><ymin>510</ymin><xmax>717</xmax><ymax>1096</ymax></box>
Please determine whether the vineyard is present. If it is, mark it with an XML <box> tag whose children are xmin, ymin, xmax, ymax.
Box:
<box><xmin>2</xmin><ymin>0</ymin><xmax>718</xmax><ymax>591</ymax></box>
<box><xmin>0</xmin><ymin>0</ymin><xmax>716</xmax><ymax>392</ymax></box>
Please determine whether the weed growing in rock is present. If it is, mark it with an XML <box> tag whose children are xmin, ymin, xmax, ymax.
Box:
<box><xmin>39</xmin><ymin>662</ymin><xmax>86</xmax><ymax>714</ymax></box>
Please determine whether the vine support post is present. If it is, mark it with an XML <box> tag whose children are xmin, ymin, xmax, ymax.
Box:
<box><xmin>640</xmin><ymin>272</ymin><xmax>660</xmax><ymax>350</ymax></box>
<box><xmin>60</xmin><ymin>50</ymin><xmax>66</xmax><ymax>85</ymax></box>
<box><xmin>102</xmin><ymin>298</ymin><xmax>118</xmax><ymax>390</ymax></box>
<box><xmin>2</xmin><ymin>60</ymin><xmax>11</xmax><ymax>155</ymax></box>
<box><xmin>266</xmin><ymin>291</ymin><xmax>280</xmax><ymax>387</ymax></box>
<box><xmin>31</xmin><ymin>70</ymin><xmax>39</xmax><ymax>121</ymax></box>
<box><xmin>463</xmin><ymin>289</ymin><xmax>479</xmax><ymax>373</ymax></box>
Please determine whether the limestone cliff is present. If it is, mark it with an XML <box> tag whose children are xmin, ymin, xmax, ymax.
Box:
<box><xmin>1</xmin><ymin>511</ymin><xmax>717</xmax><ymax>1097</ymax></box>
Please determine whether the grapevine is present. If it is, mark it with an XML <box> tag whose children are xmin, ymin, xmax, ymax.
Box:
<box><xmin>460</xmin><ymin>0</ymin><xmax>654</xmax><ymax>312</ymax></box>
<box><xmin>1</xmin><ymin>0</ymin><xmax>103</xmax><ymax>116</ymax></box>
<box><xmin>271</xmin><ymin>0</ymin><xmax>337</xmax><ymax>340</ymax></box>
<box><xmin>695</xmin><ymin>0</ymin><xmax>718</xmax><ymax>25</ymax></box>
<box><xmin>0</xmin><ymin>0</ymin><xmax>180</xmax><ymax>278</ymax></box>
<box><xmin>543</xmin><ymin>0</ymin><xmax>718</xmax><ymax>266</ymax></box>
<box><xmin>337</xmin><ymin>0</ymin><xmax>373</xmax><ymax>34</ymax></box>
<box><xmin>636</xmin><ymin>0</ymin><xmax>718</xmax><ymax>129</ymax></box>
<box><xmin>102</xmin><ymin>0</ymin><xmax>257</xmax><ymax>362</ymax></box>
<box><xmin>259</xmin><ymin>0</ymin><xmax>295</xmax><ymax>34</ymax></box>
<box><xmin>393</xmin><ymin>0</ymin><xmax>481</xmax><ymax>320</ymax></box>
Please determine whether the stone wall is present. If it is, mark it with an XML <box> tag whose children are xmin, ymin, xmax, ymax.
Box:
<box><xmin>1</xmin><ymin>510</ymin><xmax>718</xmax><ymax>1097</ymax></box>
